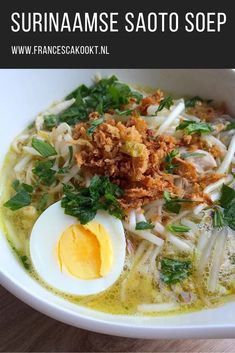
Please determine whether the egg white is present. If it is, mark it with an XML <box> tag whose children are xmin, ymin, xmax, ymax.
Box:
<box><xmin>30</xmin><ymin>201</ymin><xmax>126</xmax><ymax>295</ymax></box>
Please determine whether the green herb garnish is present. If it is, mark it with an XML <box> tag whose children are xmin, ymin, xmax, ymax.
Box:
<box><xmin>32</xmin><ymin>137</ymin><xmax>57</xmax><ymax>157</ymax></box>
<box><xmin>224</xmin><ymin>122</ymin><xmax>235</xmax><ymax>131</ymax></box>
<box><xmin>57</xmin><ymin>166</ymin><xmax>70</xmax><ymax>174</ymax></box>
<box><xmin>61</xmin><ymin>176</ymin><xmax>124</xmax><ymax>224</ymax></box>
<box><xmin>4</xmin><ymin>180</ymin><xmax>33</xmax><ymax>211</ymax></box>
<box><xmin>37</xmin><ymin>193</ymin><xmax>49</xmax><ymax>212</ymax></box>
<box><xmin>135</xmin><ymin>221</ymin><xmax>154</xmax><ymax>230</ymax></box>
<box><xmin>213</xmin><ymin>207</ymin><xmax>224</xmax><ymax>228</ymax></box>
<box><xmin>59</xmin><ymin>76</ymin><xmax>143</xmax><ymax>126</ymax></box>
<box><xmin>131</xmin><ymin>91</ymin><xmax>143</xmax><ymax>102</ymax></box>
<box><xmin>163</xmin><ymin>191</ymin><xmax>181</xmax><ymax>214</ymax></box>
<box><xmin>66</xmin><ymin>83</ymin><xmax>92</xmax><ymax>100</ymax></box>
<box><xmin>4</xmin><ymin>191</ymin><xmax>32</xmax><ymax>211</ymax></box>
<box><xmin>224</xmin><ymin>203</ymin><xmax>235</xmax><ymax>231</ymax></box>
<box><xmin>212</xmin><ymin>184</ymin><xmax>235</xmax><ymax>230</ymax></box>
<box><xmin>43</xmin><ymin>115</ymin><xmax>58</xmax><ymax>130</ymax></box>
<box><xmin>165</xmin><ymin>202</ymin><xmax>181</xmax><ymax>214</ymax></box>
<box><xmin>32</xmin><ymin>160</ymin><xmax>56</xmax><ymax>186</ymax></box>
<box><xmin>114</xmin><ymin>109</ymin><xmax>133</xmax><ymax>116</ymax></box>
<box><xmin>167</xmin><ymin>224</ymin><xmax>191</xmax><ymax>233</ymax></box>
<box><xmin>160</xmin><ymin>258</ymin><xmax>192</xmax><ymax>284</ymax></box>
<box><xmin>176</xmin><ymin>120</ymin><xmax>213</xmax><ymax>135</ymax></box>
<box><xmin>12</xmin><ymin>180</ymin><xmax>33</xmax><ymax>193</ymax></box>
<box><xmin>87</xmin><ymin>117</ymin><xmax>104</xmax><ymax>136</ymax></box>
<box><xmin>163</xmin><ymin>191</ymin><xmax>194</xmax><ymax>214</ymax></box>
<box><xmin>220</xmin><ymin>184</ymin><xmax>235</xmax><ymax>209</ymax></box>
<box><xmin>165</xmin><ymin>148</ymin><xmax>179</xmax><ymax>174</ymax></box>
<box><xmin>184</xmin><ymin>96</ymin><xmax>203</xmax><ymax>108</ymax></box>
<box><xmin>156</xmin><ymin>96</ymin><xmax>174</xmax><ymax>114</ymax></box>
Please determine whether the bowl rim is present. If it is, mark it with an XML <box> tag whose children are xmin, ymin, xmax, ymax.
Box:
<box><xmin>1</xmin><ymin>68</ymin><xmax>235</xmax><ymax>339</ymax></box>
<box><xmin>2</xmin><ymin>268</ymin><xmax>235</xmax><ymax>339</ymax></box>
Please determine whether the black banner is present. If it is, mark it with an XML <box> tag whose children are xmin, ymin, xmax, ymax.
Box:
<box><xmin>0</xmin><ymin>0</ymin><xmax>234</xmax><ymax>68</ymax></box>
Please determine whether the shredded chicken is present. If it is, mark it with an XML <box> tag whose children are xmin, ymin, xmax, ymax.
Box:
<box><xmin>180</xmin><ymin>134</ymin><xmax>224</xmax><ymax>158</ymax></box>
<box><xmin>187</xmin><ymin>101</ymin><xmax>226</xmax><ymax>122</ymax></box>
<box><xmin>174</xmin><ymin>158</ymin><xmax>198</xmax><ymax>182</ymax></box>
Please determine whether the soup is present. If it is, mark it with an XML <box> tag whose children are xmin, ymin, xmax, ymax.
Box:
<box><xmin>1</xmin><ymin>75</ymin><xmax>235</xmax><ymax>315</ymax></box>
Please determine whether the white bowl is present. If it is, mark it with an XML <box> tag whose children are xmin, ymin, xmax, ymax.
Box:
<box><xmin>1</xmin><ymin>69</ymin><xmax>235</xmax><ymax>339</ymax></box>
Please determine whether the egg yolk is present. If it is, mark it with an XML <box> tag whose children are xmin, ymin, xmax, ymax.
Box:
<box><xmin>57</xmin><ymin>222</ymin><xmax>113</xmax><ymax>280</ymax></box>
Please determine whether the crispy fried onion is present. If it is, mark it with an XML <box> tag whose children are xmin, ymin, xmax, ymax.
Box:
<box><xmin>73</xmin><ymin>115</ymin><xmax>223</xmax><ymax>212</ymax></box>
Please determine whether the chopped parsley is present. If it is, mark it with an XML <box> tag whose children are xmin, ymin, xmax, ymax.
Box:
<box><xmin>4</xmin><ymin>190</ymin><xmax>32</xmax><ymax>211</ymax></box>
<box><xmin>184</xmin><ymin>96</ymin><xmax>203</xmax><ymax>108</ymax></box>
<box><xmin>37</xmin><ymin>193</ymin><xmax>49</xmax><ymax>212</ymax></box>
<box><xmin>87</xmin><ymin>117</ymin><xmax>104</xmax><ymax>136</ymax></box>
<box><xmin>32</xmin><ymin>160</ymin><xmax>56</xmax><ymax>186</ymax></box>
<box><xmin>135</xmin><ymin>221</ymin><xmax>154</xmax><ymax>230</ymax></box>
<box><xmin>224</xmin><ymin>122</ymin><xmax>235</xmax><ymax>131</ymax></box>
<box><xmin>4</xmin><ymin>180</ymin><xmax>33</xmax><ymax>211</ymax></box>
<box><xmin>176</xmin><ymin>120</ymin><xmax>213</xmax><ymax>135</ymax></box>
<box><xmin>57</xmin><ymin>166</ymin><xmax>70</xmax><ymax>174</ymax></box>
<box><xmin>160</xmin><ymin>258</ymin><xmax>192</xmax><ymax>284</ymax></box>
<box><xmin>59</xmin><ymin>75</ymin><xmax>143</xmax><ymax>126</ymax></box>
<box><xmin>220</xmin><ymin>184</ymin><xmax>235</xmax><ymax>209</ymax></box>
<box><xmin>61</xmin><ymin>176</ymin><xmax>124</xmax><ymax>224</ymax></box>
<box><xmin>43</xmin><ymin>115</ymin><xmax>58</xmax><ymax>130</ymax></box>
<box><xmin>156</xmin><ymin>96</ymin><xmax>174</xmax><ymax>114</ymax></box>
<box><xmin>163</xmin><ymin>191</ymin><xmax>194</xmax><ymax>214</ymax></box>
<box><xmin>211</xmin><ymin>184</ymin><xmax>235</xmax><ymax>230</ymax></box>
<box><xmin>165</xmin><ymin>148</ymin><xmax>179</xmax><ymax>174</ymax></box>
<box><xmin>221</xmin><ymin>185</ymin><xmax>235</xmax><ymax>231</ymax></box>
<box><xmin>12</xmin><ymin>180</ymin><xmax>33</xmax><ymax>193</ymax></box>
<box><xmin>114</xmin><ymin>109</ymin><xmax>133</xmax><ymax>116</ymax></box>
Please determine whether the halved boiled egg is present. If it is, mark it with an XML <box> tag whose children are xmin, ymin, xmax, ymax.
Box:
<box><xmin>30</xmin><ymin>201</ymin><xmax>126</xmax><ymax>295</ymax></box>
